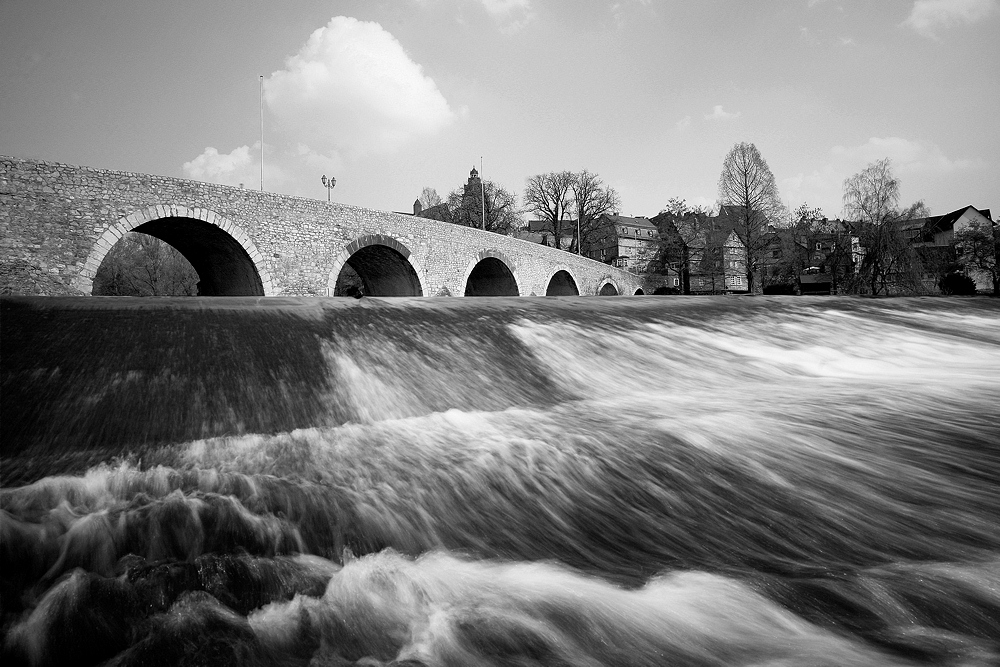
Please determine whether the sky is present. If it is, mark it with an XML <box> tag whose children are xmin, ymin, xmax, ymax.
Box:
<box><xmin>1</xmin><ymin>0</ymin><xmax>997</xmax><ymax>221</ymax></box>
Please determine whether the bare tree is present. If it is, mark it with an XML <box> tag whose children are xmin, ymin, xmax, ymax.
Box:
<box><xmin>717</xmin><ymin>142</ymin><xmax>784</xmax><ymax>293</ymax></box>
<box><xmin>955</xmin><ymin>218</ymin><xmax>999</xmax><ymax>295</ymax></box>
<box><xmin>523</xmin><ymin>171</ymin><xmax>576</xmax><ymax>251</ymax></box>
<box><xmin>660</xmin><ymin>197</ymin><xmax>691</xmax><ymax>217</ymax></box>
<box><xmin>93</xmin><ymin>233</ymin><xmax>199</xmax><ymax>296</ymax></box>
<box><xmin>571</xmin><ymin>170</ymin><xmax>620</xmax><ymax>254</ymax></box>
<box><xmin>792</xmin><ymin>203</ymin><xmax>825</xmax><ymax>227</ymax></box>
<box><xmin>447</xmin><ymin>180</ymin><xmax>522</xmax><ymax>235</ymax></box>
<box><xmin>842</xmin><ymin>158</ymin><xmax>924</xmax><ymax>295</ymax></box>
<box><xmin>418</xmin><ymin>187</ymin><xmax>443</xmax><ymax>210</ymax></box>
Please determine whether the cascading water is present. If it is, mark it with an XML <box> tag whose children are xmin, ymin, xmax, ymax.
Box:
<box><xmin>1</xmin><ymin>295</ymin><xmax>998</xmax><ymax>666</ymax></box>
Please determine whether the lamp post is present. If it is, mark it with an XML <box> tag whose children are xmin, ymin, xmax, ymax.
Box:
<box><xmin>321</xmin><ymin>174</ymin><xmax>336</xmax><ymax>202</ymax></box>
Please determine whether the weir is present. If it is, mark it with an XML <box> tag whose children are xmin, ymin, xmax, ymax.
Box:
<box><xmin>0</xmin><ymin>296</ymin><xmax>574</xmax><ymax>484</ymax></box>
<box><xmin>2</xmin><ymin>295</ymin><xmax>999</xmax><ymax>666</ymax></box>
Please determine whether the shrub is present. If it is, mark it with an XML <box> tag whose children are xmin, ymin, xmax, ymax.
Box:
<box><xmin>938</xmin><ymin>272</ymin><xmax>977</xmax><ymax>296</ymax></box>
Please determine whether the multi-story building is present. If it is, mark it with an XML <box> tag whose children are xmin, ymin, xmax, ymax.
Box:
<box><xmin>897</xmin><ymin>205</ymin><xmax>993</xmax><ymax>292</ymax></box>
<box><xmin>583</xmin><ymin>214</ymin><xmax>660</xmax><ymax>273</ymax></box>
<box><xmin>651</xmin><ymin>209</ymin><xmax>749</xmax><ymax>293</ymax></box>
<box><xmin>762</xmin><ymin>219</ymin><xmax>861</xmax><ymax>294</ymax></box>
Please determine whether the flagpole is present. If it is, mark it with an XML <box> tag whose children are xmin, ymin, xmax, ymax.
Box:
<box><xmin>259</xmin><ymin>75</ymin><xmax>264</xmax><ymax>192</ymax></box>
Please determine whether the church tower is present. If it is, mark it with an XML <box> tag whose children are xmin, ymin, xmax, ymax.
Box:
<box><xmin>463</xmin><ymin>166</ymin><xmax>482</xmax><ymax>202</ymax></box>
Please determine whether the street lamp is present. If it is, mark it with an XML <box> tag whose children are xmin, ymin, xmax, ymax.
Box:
<box><xmin>321</xmin><ymin>174</ymin><xmax>336</xmax><ymax>202</ymax></box>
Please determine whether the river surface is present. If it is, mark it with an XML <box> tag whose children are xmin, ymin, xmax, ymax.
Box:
<box><xmin>1</xmin><ymin>295</ymin><xmax>998</xmax><ymax>666</ymax></box>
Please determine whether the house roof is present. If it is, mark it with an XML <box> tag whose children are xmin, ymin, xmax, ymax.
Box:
<box><xmin>415</xmin><ymin>202</ymin><xmax>451</xmax><ymax>222</ymax></box>
<box><xmin>601</xmin><ymin>214</ymin><xmax>658</xmax><ymax>231</ymax></box>
<box><xmin>717</xmin><ymin>204</ymin><xmax>746</xmax><ymax>219</ymax></box>
<box><xmin>895</xmin><ymin>205</ymin><xmax>993</xmax><ymax>241</ymax></box>
<box><xmin>527</xmin><ymin>219</ymin><xmax>577</xmax><ymax>233</ymax></box>
<box><xmin>934</xmin><ymin>205</ymin><xmax>992</xmax><ymax>227</ymax></box>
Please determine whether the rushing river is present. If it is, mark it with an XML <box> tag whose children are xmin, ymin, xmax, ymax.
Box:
<box><xmin>1</xmin><ymin>295</ymin><xmax>998</xmax><ymax>667</ymax></box>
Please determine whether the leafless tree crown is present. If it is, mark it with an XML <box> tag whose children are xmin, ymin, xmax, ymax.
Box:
<box><xmin>418</xmin><ymin>187</ymin><xmax>443</xmax><ymax>210</ymax></box>
<box><xmin>841</xmin><ymin>157</ymin><xmax>900</xmax><ymax>226</ymax></box>
<box><xmin>524</xmin><ymin>170</ymin><xmax>620</xmax><ymax>251</ymax></box>
<box><xmin>447</xmin><ymin>180</ymin><xmax>521</xmax><ymax>235</ymax></box>
<box><xmin>717</xmin><ymin>142</ymin><xmax>784</xmax><ymax>292</ymax></box>
<box><xmin>717</xmin><ymin>142</ymin><xmax>783</xmax><ymax>224</ymax></box>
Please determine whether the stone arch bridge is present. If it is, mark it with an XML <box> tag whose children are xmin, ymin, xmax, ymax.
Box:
<box><xmin>1</xmin><ymin>157</ymin><xmax>643</xmax><ymax>298</ymax></box>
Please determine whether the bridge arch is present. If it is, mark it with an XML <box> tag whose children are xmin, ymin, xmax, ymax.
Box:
<box><xmin>544</xmin><ymin>266</ymin><xmax>580</xmax><ymax>296</ymax></box>
<box><xmin>74</xmin><ymin>205</ymin><xmax>276</xmax><ymax>296</ymax></box>
<box><xmin>461</xmin><ymin>249</ymin><xmax>522</xmax><ymax>297</ymax></box>
<box><xmin>634</xmin><ymin>288</ymin><xmax>645</xmax><ymax>295</ymax></box>
<box><xmin>327</xmin><ymin>234</ymin><xmax>427</xmax><ymax>297</ymax></box>
<box><xmin>597</xmin><ymin>277</ymin><xmax>621</xmax><ymax>296</ymax></box>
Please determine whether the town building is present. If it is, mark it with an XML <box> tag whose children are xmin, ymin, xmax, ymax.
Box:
<box><xmin>412</xmin><ymin>198</ymin><xmax>451</xmax><ymax>222</ymax></box>
<box><xmin>582</xmin><ymin>214</ymin><xmax>660</xmax><ymax>273</ymax></box>
<box><xmin>514</xmin><ymin>219</ymin><xmax>576</xmax><ymax>251</ymax></box>
<box><xmin>762</xmin><ymin>219</ymin><xmax>861</xmax><ymax>294</ymax></box>
<box><xmin>901</xmin><ymin>205</ymin><xmax>992</xmax><ymax>247</ymax></box>
<box><xmin>652</xmin><ymin>209</ymin><xmax>749</xmax><ymax>294</ymax></box>
<box><xmin>899</xmin><ymin>206</ymin><xmax>994</xmax><ymax>291</ymax></box>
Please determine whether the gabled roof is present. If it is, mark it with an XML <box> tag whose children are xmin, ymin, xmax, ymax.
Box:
<box><xmin>895</xmin><ymin>205</ymin><xmax>992</xmax><ymax>241</ymax></box>
<box><xmin>416</xmin><ymin>202</ymin><xmax>451</xmax><ymax>222</ymax></box>
<box><xmin>600</xmin><ymin>214</ymin><xmax>658</xmax><ymax>231</ymax></box>
<box><xmin>933</xmin><ymin>205</ymin><xmax>992</xmax><ymax>227</ymax></box>
<box><xmin>717</xmin><ymin>204</ymin><xmax>746</xmax><ymax>220</ymax></box>
<box><xmin>527</xmin><ymin>219</ymin><xmax>577</xmax><ymax>233</ymax></box>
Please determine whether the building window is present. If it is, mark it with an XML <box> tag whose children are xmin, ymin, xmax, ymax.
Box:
<box><xmin>816</xmin><ymin>242</ymin><xmax>822</xmax><ymax>250</ymax></box>
<box><xmin>733</xmin><ymin>276</ymin><xmax>742</xmax><ymax>285</ymax></box>
<box><xmin>673</xmin><ymin>277</ymin><xmax>679</xmax><ymax>286</ymax></box>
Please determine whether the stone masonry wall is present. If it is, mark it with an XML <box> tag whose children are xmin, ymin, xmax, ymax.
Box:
<box><xmin>1</xmin><ymin>156</ymin><xmax>641</xmax><ymax>297</ymax></box>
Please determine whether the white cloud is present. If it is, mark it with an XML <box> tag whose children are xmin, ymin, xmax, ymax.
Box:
<box><xmin>182</xmin><ymin>145</ymin><xmax>255</xmax><ymax>185</ymax></box>
<box><xmin>610</xmin><ymin>2</ymin><xmax>625</xmax><ymax>25</ymax></box>
<box><xmin>705</xmin><ymin>105</ymin><xmax>741</xmax><ymax>121</ymax></box>
<box><xmin>182</xmin><ymin>142</ymin><xmax>341</xmax><ymax>195</ymax></box>
<box><xmin>902</xmin><ymin>0</ymin><xmax>998</xmax><ymax>39</ymax></box>
<box><xmin>830</xmin><ymin>136</ymin><xmax>977</xmax><ymax>174</ymax></box>
<box><xmin>609</xmin><ymin>0</ymin><xmax>657</xmax><ymax>28</ymax></box>
<box><xmin>183</xmin><ymin>17</ymin><xmax>456</xmax><ymax>202</ymax></box>
<box><xmin>265</xmin><ymin>16</ymin><xmax>456</xmax><ymax>157</ymax></box>
<box><xmin>478</xmin><ymin>0</ymin><xmax>532</xmax><ymax>16</ymax></box>
<box><xmin>476</xmin><ymin>0</ymin><xmax>535</xmax><ymax>31</ymax></box>
<box><xmin>413</xmin><ymin>0</ymin><xmax>534</xmax><ymax>30</ymax></box>
<box><xmin>675</xmin><ymin>115</ymin><xmax>692</xmax><ymax>131</ymax></box>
